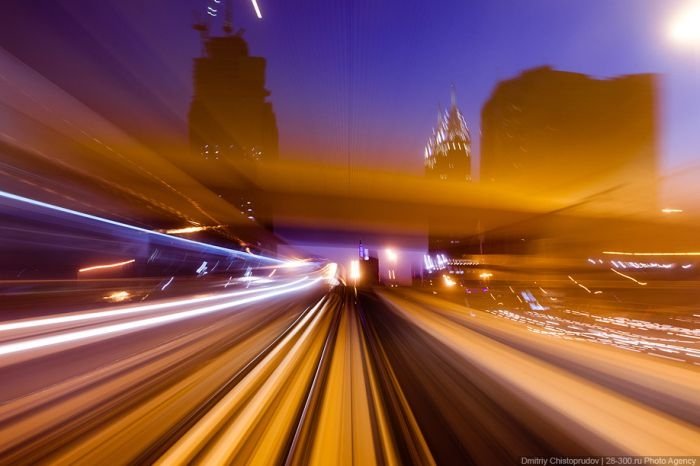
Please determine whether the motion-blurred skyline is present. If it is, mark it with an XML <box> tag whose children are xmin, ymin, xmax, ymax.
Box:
<box><xmin>2</xmin><ymin>0</ymin><xmax>698</xmax><ymax>176</ymax></box>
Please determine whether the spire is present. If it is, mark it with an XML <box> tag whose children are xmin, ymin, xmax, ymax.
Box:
<box><xmin>450</xmin><ymin>83</ymin><xmax>457</xmax><ymax>107</ymax></box>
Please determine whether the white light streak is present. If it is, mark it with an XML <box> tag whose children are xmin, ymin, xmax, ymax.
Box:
<box><xmin>0</xmin><ymin>278</ymin><xmax>322</xmax><ymax>357</ymax></box>
<box><xmin>163</xmin><ymin>225</ymin><xmax>218</xmax><ymax>234</ymax></box>
<box><xmin>0</xmin><ymin>190</ymin><xmax>281</xmax><ymax>264</ymax></box>
<box><xmin>161</xmin><ymin>277</ymin><xmax>174</xmax><ymax>291</ymax></box>
<box><xmin>350</xmin><ymin>260</ymin><xmax>360</xmax><ymax>281</ymax></box>
<box><xmin>568</xmin><ymin>275</ymin><xmax>591</xmax><ymax>293</ymax></box>
<box><xmin>0</xmin><ymin>278</ymin><xmax>310</xmax><ymax>333</ymax></box>
<box><xmin>251</xmin><ymin>0</ymin><xmax>262</xmax><ymax>18</ymax></box>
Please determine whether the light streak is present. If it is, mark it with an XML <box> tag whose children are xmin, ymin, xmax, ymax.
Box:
<box><xmin>610</xmin><ymin>260</ymin><xmax>674</xmax><ymax>269</ymax></box>
<box><xmin>443</xmin><ymin>274</ymin><xmax>456</xmax><ymax>287</ymax></box>
<box><xmin>0</xmin><ymin>277</ymin><xmax>310</xmax><ymax>333</ymax></box>
<box><xmin>251</xmin><ymin>0</ymin><xmax>262</xmax><ymax>18</ymax></box>
<box><xmin>281</xmin><ymin>259</ymin><xmax>311</xmax><ymax>268</ymax></box>
<box><xmin>103</xmin><ymin>291</ymin><xmax>131</xmax><ymax>302</ymax></box>
<box><xmin>350</xmin><ymin>260</ymin><xmax>360</xmax><ymax>281</ymax></box>
<box><xmin>610</xmin><ymin>267</ymin><xmax>647</xmax><ymax>286</ymax></box>
<box><xmin>603</xmin><ymin>251</ymin><xmax>700</xmax><ymax>256</ymax></box>
<box><xmin>79</xmin><ymin>259</ymin><xmax>135</xmax><ymax>273</ymax></box>
<box><xmin>0</xmin><ymin>190</ymin><xmax>282</xmax><ymax>264</ymax></box>
<box><xmin>661</xmin><ymin>208</ymin><xmax>683</xmax><ymax>214</ymax></box>
<box><xmin>0</xmin><ymin>278</ymin><xmax>322</xmax><ymax>357</ymax></box>
<box><xmin>325</xmin><ymin>263</ymin><xmax>338</xmax><ymax>279</ymax></box>
<box><xmin>568</xmin><ymin>275</ymin><xmax>591</xmax><ymax>293</ymax></box>
<box><xmin>162</xmin><ymin>225</ymin><xmax>218</xmax><ymax>234</ymax></box>
<box><xmin>161</xmin><ymin>276</ymin><xmax>174</xmax><ymax>291</ymax></box>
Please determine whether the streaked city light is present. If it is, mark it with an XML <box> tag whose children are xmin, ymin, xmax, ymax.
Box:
<box><xmin>610</xmin><ymin>267</ymin><xmax>648</xmax><ymax>286</ymax></box>
<box><xmin>79</xmin><ymin>259</ymin><xmax>135</xmax><ymax>273</ymax></box>
<box><xmin>0</xmin><ymin>277</ymin><xmax>321</xmax><ymax>357</ymax></box>
<box><xmin>349</xmin><ymin>260</ymin><xmax>360</xmax><ymax>282</ymax></box>
<box><xmin>161</xmin><ymin>276</ymin><xmax>175</xmax><ymax>290</ymax></box>
<box><xmin>0</xmin><ymin>190</ymin><xmax>282</xmax><ymax>264</ymax></box>
<box><xmin>0</xmin><ymin>277</ymin><xmax>311</xmax><ymax>333</ymax></box>
<box><xmin>281</xmin><ymin>259</ymin><xmax>312</xmax><ymax>268</ymax></box>
<box><xmin>443</xmin><ymin>274</ymin><xmax>457</xmax><ymax>287</ymax></box>
<box><xmin>103</xmin><ymin>291</ymin><xmax>132</xmax><ymax>303</ymax></box>
<box><xmin>603</xmin><ymin>251</ymin><xmax>700</xmax><ymax>256</ymax></box>
<box><xmin>250</xmin><ymin>0</ymin><xmax>263</xmax><ymax>19</ymax></box>
<box><xmin>163</xmin><ymin>225</ymin><xmax>218</xmax><ymax>234</ymax></box>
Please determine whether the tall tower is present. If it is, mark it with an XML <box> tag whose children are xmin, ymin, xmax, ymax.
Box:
<box><xmin>424</xmin><ymin>87</ymin><xmax>474</xmax><ymax>255</ymax></box>
<box><xmin>188</xmin><ymin>1</ymin><xmax>279</xmax><ymax>248</ymax></box>
<box><xmin>424</xmin><ymin>86</ymin><xmax>472</xmax><ymax>181</ymax></box>
<box><xmin>189</xmin><ymin>29</ymin><xmax>278</xmax><ymax>163</ymax></box>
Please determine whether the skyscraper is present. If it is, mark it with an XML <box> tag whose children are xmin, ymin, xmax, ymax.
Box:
<box><xmin>480</xmin><ymin>66</ymin><xmax>658</xmax><ymax>201</ymax></box>
<box><xmin>425</xmin><ymin>87</ymin><xmax>473</xmax><ymax>254</ymax></box>
<box><xmin>189</xmin><ymin>32</ymin><xmax>278</xmax><ymax>164</ymax></box>
<box><xmin>424</xmin><ymin>87</ymin><xmax>472</xmax><ymax>182</ymax></box>
<box><xmin>188</xmin><ymin>8</ymin><xmax>279</xmax><ymax>249</ymax></box>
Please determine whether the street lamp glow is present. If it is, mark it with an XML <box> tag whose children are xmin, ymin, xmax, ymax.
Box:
<box><xmin>350</xmin><ymin>260</ymin><xmax>361</xmax><ymax>282</ymax></box>
<box><xmin>386</xmin><ymin>248</ymin><xmax>398</xmax><ymax>263</ymax></box>
<box><xmin>670</xmin><ymin>1</ymin><xmax>700</xmax><ymax>45</ymax></box>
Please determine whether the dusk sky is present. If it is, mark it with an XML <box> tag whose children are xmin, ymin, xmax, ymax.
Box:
<box><xmin>2</xmin><ymin>0</ymin><xmax>698</xmax><ymax>175</ymax></box>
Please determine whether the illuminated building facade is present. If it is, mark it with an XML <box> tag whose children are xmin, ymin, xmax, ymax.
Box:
<box><xmin>424</xmin><ymin>87</ymin><xmax>472</xmax><ymax>181</ymax></box>
<box><xmin>481</xmin><ymin>66</ymin><xmax>658</xmax><ymax>200</ymax></box>
<box><xmin>425</xmin><ymin>88</ymin><xmax>473</xmax><ymax>254</ymax></box>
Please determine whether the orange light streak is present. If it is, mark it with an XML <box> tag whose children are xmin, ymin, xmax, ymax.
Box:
<box><xmin>79</xmin><ymin>259</ymin><xmax>135</xmax><ymax>273</ymax></box>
